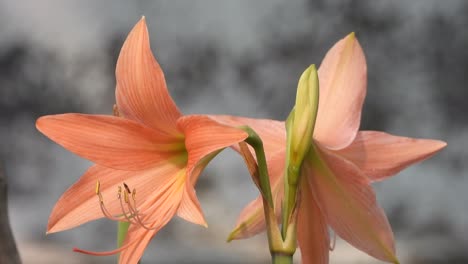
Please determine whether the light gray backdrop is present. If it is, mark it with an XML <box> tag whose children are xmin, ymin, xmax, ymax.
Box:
<box><xmin>0</xmin><ymin>1</ymin><xmax>464</xmax><ymax>263</ymax></box>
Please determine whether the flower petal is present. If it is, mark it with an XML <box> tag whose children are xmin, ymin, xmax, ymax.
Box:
<box><xmin>228</xmin><ymin>151</ymin><xmax>285</xmax><ymax>240</ymax></box>
<box><xmin>314</xmin><ymin>33</ymin><xmax>367</xmax><ymax>150</ymax></box>
<box><xmin>118</xmin><ymin>228</ymin><xmax>157</xmax><ymax>264</ymax></box>
<box><xmin>227</xmin><ymin>195</ymin><xmax>264</xmax><ymax>240</ymax></box>
<box><xmin>36</xmin><ymin>114</ymin><xmax>184</xmax><ymax>171</ymax></box>
<box><xmin>47</xmin><ymin>163</ymin><xmax>182</xmax><ymax>233</ymax></box>
<box><xmin>297</xmin><ymin>179</ymin><xmax>329</xmax><ymax>264</ymax></box>
<box><xmin>304</xmin><ymin>144</ymin><xmax>398</xmax><ymax>262</ymax></box>
<box><xmin>335</xmin><ymin>131</ymin><xmax>447</xmax><ymax>181</ymax></box>
<box><xmin>73</xmin><ymin>170</ymin><xmax>184</xmax><ymax>263</ymax></box>
<box><xmin>177</xmin><ymin>183</ymin><xmax>207</xmax><ymax>227</ymax></box>
<box><xmin>119</xmin><ymin>186</ymin><xmax>184</xmax><ymax>264</ymax></box>
<box><xmin>176</xmin><ymin>115</ymin><xmax>248</xmax><ymax>180</ymax></box>
<box><xmin>115</xmin><ymin>17</ymin><xmax>182</xmax><ymax>134</ymax></box>
<box><xmin>176</xmin><ymin>150</ymin><xmax>221</xmax><ymax>226</ymax></box>
<box><xmin>209</xmin><ymin>115</ymin><xmax>286</xmax><ymax>157</ymax></box>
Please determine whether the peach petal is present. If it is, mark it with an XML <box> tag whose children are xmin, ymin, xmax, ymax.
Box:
<box><xmin>335</xmin><ymin>131</ymin><xmax>447</xmax><ymax>181</ymax></box>
<box><xmin>47</xmin><ymin>163</ymin><xmax>182</xmax><ymax>233</ymax></box>
<box><xmin>115</xmin><ymin>17</ymin><xmax>182</xmax><ymax>134</ymax></box>
<box><xmin>176</xmin><ymin>115</ymin><xmax>248</xmax><ymax>180</ymax></box>
<box><xmin>297</xmin><ymin>179</ymin><xmax>329</xmax><ymax>264</ymax></box>
<box><xmin>314</xmin><ymin>33</ymin><xmax>367</xmax><ymax>150</ymax></box>
<box><xmin>304</xmin><ymin>144</ymin><xmax>398</xmax><ymax>262</ymax></box>
<box><xmin>228</xmin><ymin>151</ymin><xmax>285</xmax><ymax>240</ymax></box>
<box><xmin>177</xmin><ymin>184</ymin><xmax>207</xmax><ymax>227</ymax></box>
<box><xmin>36</xmin><ymin>114</ymin><xmax>184</xmax><ymax>171</ymax></box>
<box><xmin>209</xmin><ymin>115</ymin><xmax>286</xmax><ymax>157</ymax></box>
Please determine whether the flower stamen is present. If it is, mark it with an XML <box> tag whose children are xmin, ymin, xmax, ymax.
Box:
<box><xmin>95</xmin><ymin>180</ymin><xmax>125</xmax><ymax>221</ymax></box>
<box><xmin>120</xmin><ymin>183</ymin><xmax>160</xmax><ymax>231</ymax></box>
<box><xmin>118</xmin><ymin>186</ymin><xmax>139</xmax><ymax>225</ymax></box>
<box><xmin>94</xmin><ymin>180</ymin><xmax>160</xmax><ymax>230</ymax></box>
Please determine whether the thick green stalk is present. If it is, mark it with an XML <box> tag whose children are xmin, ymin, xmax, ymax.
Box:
<box><xmin>272</xmin><ymin>254</ymin><xmax>293</xmax><ymax>264</ymax></box>
<box><xmin>240</xmin><ymin>126</ymin><xmax>295</xmax><ymax>264</ymax></box>
<box><xmin>240</xmin><ymin>126</ymin><xmax>274</xmax><ymax>208</ymax></box>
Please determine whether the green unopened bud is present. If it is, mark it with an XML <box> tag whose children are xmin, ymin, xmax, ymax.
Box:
<box><xmin>281</xmin><ymin>65</ymin><xmax>319</xmax><ymax>237</ymax></box>
<box><xmin>289</xmin><ymin>64</ymin><xmax>319</xmax><ymax>172</ymax></box>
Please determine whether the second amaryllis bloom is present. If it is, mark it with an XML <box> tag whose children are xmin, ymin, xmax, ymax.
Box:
<box><xmin>36</xmin><ymin>17</ymin><xmax>247</xmax><ymax>263</ymax></box>
<box><xmin>213</xmin><ymin>33</ymin><xmax>446</xmax><ymax>263</ymax></box>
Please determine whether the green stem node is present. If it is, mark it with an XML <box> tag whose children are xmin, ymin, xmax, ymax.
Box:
<box><xmin>272</xmin><ymin>254</ymin><xmax>294</xmax><ymax>264</ymax></box>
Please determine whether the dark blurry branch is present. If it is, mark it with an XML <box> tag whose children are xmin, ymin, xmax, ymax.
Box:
<box><xmin>0</xmin><ymin>165</ymin><xmax>21</xmax><ymax>263</ymax></box>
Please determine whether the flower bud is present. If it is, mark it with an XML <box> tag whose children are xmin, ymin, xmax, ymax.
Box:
<box><xmin>289</xmin><ymin>64</ymin><xmax>319</xmax><ymax>173</ymax></box>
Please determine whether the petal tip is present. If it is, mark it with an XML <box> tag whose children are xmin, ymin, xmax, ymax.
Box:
<box><xmin>226</xmin><ymin>230</ymin><xmax>237</xmax><ymax>242</ymax></box>
<box><xmin>437</xmin><ymin>140</ymin><xmax>448</xmax><ymax>149</ymax></box>
<box><xmin>35</xmin><ymin>115</ymin><xmax>48</xmax><ymax>131</ymax></box>
<box><xmin>46</xmin><ymin>222</ymin><xmax>59</xmax><ymax>234</ymax></box>
<box><xmin>136</xmin><ymin>15</ymin><xmax>147</xmax><ymax>28</ymax></box>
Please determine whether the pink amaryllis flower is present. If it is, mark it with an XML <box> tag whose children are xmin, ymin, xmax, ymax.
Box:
<box><xmin>36</xmin><ymin>17</ymin><xmax>247</xmax><ymax>263</ymax></box>
<box><xmin>212</xmin><ymin>33</ymin><xmax>446</xmax><ymax>263</ymax></box>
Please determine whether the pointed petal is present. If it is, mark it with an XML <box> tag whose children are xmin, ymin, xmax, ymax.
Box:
<box><xmin>297</xmin><ymin>179</ymin><xmax>329</xmax><ymax>264</ymax></box>
<box><xmin>177</xmin><ymin>184</ymin><xmax>207</xmax><ymax>227</ymax></box>
<box><xmin>47</xmin><ymin>163</ymin><xmax>182</xmax><ymax>233</ymax></box>
<box><xmin>314</xmin><ymin>33</ymin><xmax>367</xmax><ymax>150</ymax></box>
<box><xmin>335</xmin><ymin>131</ymin><xmax>447</xmax><ymax>181</ymax></box>
<box><xmin>209</xmin><ymin>115</ymin><xmax>286</xmax><ymax>157</ymax></box>
<box><xmin>176</xmin><ymin>149</ymin><xmax>221</xmax><ymax>226</ymax></box>
<box><xmin>118</xmin><ymin>228</ymin><xmax>156</xmax><ymax>264</ymax></box>
<box><xmin>36</xmin><ymin>114</ymin><xmax>184</xmax><ymax>170</ymax></box>
<box><xmin>176</xmin><ymin>115</ymin><xmax>248</xmax><ymax>180</ymax></box>
<box><xmin>227</xmin><ymin>196</ymin><xmax>265</xmax><ymax>240</ymax></box>
<box><xmin>228</xmin><ymin>151</ymin><xmax>285</xmax><ymax>240</ymax></box>
<box><xmin>73</xmin><ymin>172</ymin><xmax>184</xmax><ymax>263</ymax></box>
<box><xmin>304</xmin><ymin>144</ymin><xmax>398</xmax><ymax>262</ymax></box>
<box><xmin>118</xmin><ymin>177</ymin><xmax>185</xmax><ymax>264</ymax></box>
<box><xmin>115</xmin><ymin>17</ymin><xmax>182</xmax><ymax>134</ymax></box>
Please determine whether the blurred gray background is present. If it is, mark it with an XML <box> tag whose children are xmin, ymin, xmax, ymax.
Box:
<box><xmin>0</xmin><ymin>0</ymin><xmax>465</xmax><ymax>263</ymax></box>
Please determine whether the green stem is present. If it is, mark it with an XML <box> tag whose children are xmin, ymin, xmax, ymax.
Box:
<box><xmin>117</xmin><ymin>221</ymin><xmax>130</xmax><ymax>247</ymax></box>
<box><xmin>240</xmin><ymin>126</ymin><xmax>296</xmax><ymax>264</ymax></box>
<box><xmin>117</xmin><ymin>221</ymin><xmax>141</xmax><ymax>264</ymax></box>
<box><xmin>240</xmin><ymin>126</ymin><xmax>274</xmax><ymax>208</ymax></box>
<box><xmin>272</xmin><ymin>254</ymin><xmax>293</xmax><ymax>264</ymax></box>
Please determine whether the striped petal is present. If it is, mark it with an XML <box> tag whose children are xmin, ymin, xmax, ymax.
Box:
<box><xmin>176</xmin><ymin>149</ymin><xmax>221</xmax><ymax>226</ymax></box>
<box><xmin>36</xmin><ymin>114</ymin><xmax>184</xmax><ymax>170</ymax></box>
<box><xmin>118</xmin><ymin>181</ymin><xmax>184</xmax><ymax>264</ymax></box>
<box><xmin>177</xmin><ymin>183</ymin><xmax>207</xmax><ymax>227</ymax></box>
<box><xmin>115</xmin><ymin>17</ymin><xmax>182</xmax><ymax>134</ymax></box>
<box><xmin>304</xmin><ymin>144</ymin><xmax>398</xmax><ymax>263</ymax></box>
<box><xmin>314</xmin><ymin>33</ymin><xmax>367</xmax><ymax>150</ymax></box>
<box><xmin>47</xmin><ymin>162</ymin><xmax>183</xmax><ymax>233</ymax></box>
<box><xmin>335</xmin><ymin>131</ymin><xmax>447</xmax><ymax>181</ymax></box>
<box><xmin>176</xmin><ymin>115</ymin><xmax>248</xmax><ymax>180</ymax></box>
<box><xmin>297</xmin><ymin>178</ymin><xmax>329</xmax><ymax>264</ymax></box>
<box><xmin>209</xmin><ymin>115</ymin><xmax>286</xmax><ymax>157</ymax></box>
<box><xmin>118</xmin><ymin>227</ymin><xmax>157</xmax><ymax>264</ymax></box>
<box><xmin>228</xmin><ymin>151</ymin><xmax>285</xmax><ymax>240</ymax></box>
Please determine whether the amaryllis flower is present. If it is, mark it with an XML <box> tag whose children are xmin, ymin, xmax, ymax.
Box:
<box><xmin>36</xmin><ymin>17</ymin><xmax>247</xmax><ymax>263</ymax></box>
<box><xmin>212</xmin><ymin>33</ymin><xmax>446</xmax><ymax>263</ymax></box>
